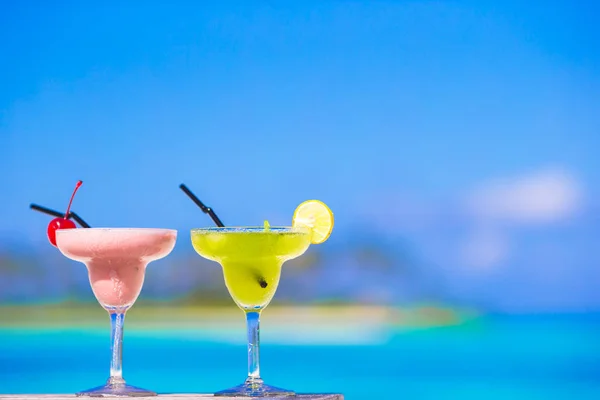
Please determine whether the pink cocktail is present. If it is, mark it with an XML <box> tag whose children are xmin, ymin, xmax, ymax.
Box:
<box><xmin>56</xmin><ymin>228</ymin><xmax>177</xmax><ymax>397</ymax></box>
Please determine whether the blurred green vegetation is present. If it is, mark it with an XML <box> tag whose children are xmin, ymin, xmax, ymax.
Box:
<box><xmin>0</xmin><ymin>301</ymin><xmax>476</xmax><ymax>330</ymax></box>
<box><xmin>0</xmin><ymin>237</ymin><xmax>438</xmax><ymax>308</ymax></box>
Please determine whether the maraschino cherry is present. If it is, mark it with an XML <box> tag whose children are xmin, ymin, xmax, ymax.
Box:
<box><xmin>47</xmin><ymin>180</ymin><xmax>83</xmax><ymax>247</ymax></box>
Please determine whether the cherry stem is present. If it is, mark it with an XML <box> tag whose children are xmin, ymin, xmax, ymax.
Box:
<box><xmin>64</xmin><ymin>180</ymin><xmax>83</xmax><ymax>219</ymax></box>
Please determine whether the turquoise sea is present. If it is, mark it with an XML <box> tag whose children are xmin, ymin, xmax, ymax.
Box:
<box><xmin>1</xmin><ymin>314</ymin><xmax>599</xmax><ymax>400</ymax></box>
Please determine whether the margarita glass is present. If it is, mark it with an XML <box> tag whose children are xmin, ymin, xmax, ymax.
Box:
<box><xmin>191</xmin><ymin>226</ymin><xmax>312</xmax><ymax>397</ymax></box>
<box><xmin>56</xmin><ymin>228</ymin><xmax>177</xmax><ymax>397</ymax></box>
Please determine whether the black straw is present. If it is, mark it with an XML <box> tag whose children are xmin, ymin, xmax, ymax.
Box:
<box><xmin>67</xmin><ymin>212</ymin><xmax>91</xmax><ymax>228</ymax></box>
<box><xmin>179</xmin><ymin>184</ymin><xmax>225</xmax><ymax>227</ymax></box>
<box><xmin>30</xmin><ymin>203</ymin><xmax>91</xmax><ymax>228</ymax></box>
<box><xmin>178</xmin><ymin>184</ymin><xmax>267</xmax><ymax>288</ymax></box>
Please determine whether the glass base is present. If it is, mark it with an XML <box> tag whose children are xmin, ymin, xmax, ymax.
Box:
<box><xmin>76</xmin><ymin>382</ymin><xmax>157</xmax><ymax>397</ymax></box>
<box><xmin>215</xmin><ymin>378</ymin><xmax>295</xmax><ymax>397</ymax></box>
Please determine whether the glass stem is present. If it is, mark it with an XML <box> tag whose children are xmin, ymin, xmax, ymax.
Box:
<box><xmin>246</xmin><ymin>311</ymin><xmax>262</xmax><ymax>383</ymax></box>
<box><xmin>108</xmin><ymin>309</ymin><xmax>127</xmax><ymax>385</ymax></box>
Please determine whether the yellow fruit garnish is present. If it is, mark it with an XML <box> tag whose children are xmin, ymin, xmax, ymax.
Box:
<box><xmin>292</xmin><ymin>200</ymin><xmax>334</xmax><ymax>244</ymax></box>
<box><xmin>264</xmin><ymin>220</ymin><xmax>271</xmax><ymax>231</ymax></box>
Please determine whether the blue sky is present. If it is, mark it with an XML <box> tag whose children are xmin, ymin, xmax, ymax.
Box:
<box><xmin>1</xmin><ymin>1</ymin><xmax>599</xmax><ymax>311</ymax></box>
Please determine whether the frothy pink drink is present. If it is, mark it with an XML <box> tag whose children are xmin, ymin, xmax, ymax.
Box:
<box><xmin>56</xmin><ymin>228</ymin><xmax>177</xmax><ymax>309</ymax></box>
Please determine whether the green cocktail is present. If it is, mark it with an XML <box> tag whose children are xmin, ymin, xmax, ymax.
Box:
<box><xmin>190</xmin><ymin>200</ymin><xmax>334</xmax><ymax>397</ymax></box>
<box><xmin>191</xmin><ymin>227</ymin><xmax>311</xmax><ymax>310</ymax></box>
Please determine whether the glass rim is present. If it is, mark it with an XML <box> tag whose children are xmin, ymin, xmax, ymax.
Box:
<box><xmin>190</xmin><ymin>226</ymin><xmax>310</xmax><ymax>234</ymax></box>
<box><xmin>56</xmin><ymin>228</ymin><xmax>177</xmax><ymax>234</ymax></box>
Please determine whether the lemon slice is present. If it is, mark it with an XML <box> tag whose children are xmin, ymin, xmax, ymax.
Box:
<box><xmin>292</xmin><ymin>200</ymin><xmax>334</xmax><ymax>244</ymax></box>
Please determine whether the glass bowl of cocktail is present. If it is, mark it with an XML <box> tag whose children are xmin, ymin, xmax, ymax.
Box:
<box><xmin>184</xmin><ymin>186</ymin><xmax>334</xmax><ymax>397</ymax></box>
<box><xmin>32</xmin><ymin>181</ymin><xmax>178</xmax><ymax>397</ymax></box>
